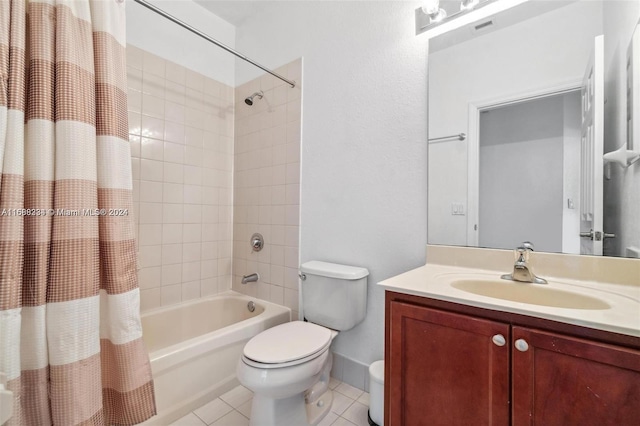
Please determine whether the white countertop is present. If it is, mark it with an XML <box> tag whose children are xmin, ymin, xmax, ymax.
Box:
<box><xmin>379</xmin><ymin>263</ymin><xmax>640</xmax><ymax>338</ymax></box>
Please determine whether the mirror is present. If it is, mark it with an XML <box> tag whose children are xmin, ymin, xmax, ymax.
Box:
<box><xmin>427</xmin><ymin>0</ymin><xmax>640</xmax><ymax>258</ymax></box>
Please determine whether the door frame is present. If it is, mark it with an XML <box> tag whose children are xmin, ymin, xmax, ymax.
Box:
<box><xmin>466</xmin><ymin>80</ymin><xmax>582</xmax><ymax>246</ymax></box>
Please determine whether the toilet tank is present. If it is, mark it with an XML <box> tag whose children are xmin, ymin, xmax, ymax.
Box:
<box><xmin>300</xmin><ymin>261</ymin><xmax>369</xmax><ymax>331</ymax></box>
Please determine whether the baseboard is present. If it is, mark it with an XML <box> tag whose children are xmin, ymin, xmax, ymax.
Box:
<box><xmin>330</xmin><ymin>353</ymin><xmax>370</xmax><ymax>392</ymax></box>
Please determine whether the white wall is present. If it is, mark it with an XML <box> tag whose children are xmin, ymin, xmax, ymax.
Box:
<box><xmin>603</xmin><ymin>1</ymin><xmax>640</xmax><ymax>257</ymax></box>
<box><xmin>232</xmin><ymin>1</ymin><xmax>428</xmax><ymax>365</ymax></box>
<box><xmin>126</xmin><ymin>0</ymin><xmax>236</xmax><ymax>86</ymax></box>
<box><xmin>428</xmin><ymin>0</ymin><xmax>603</xmax><ymax>246</ymax></box>
<box><xmin>428</xmin><ymin>138</ymin><xmax>468</xmax><ymax>246</ymax></box>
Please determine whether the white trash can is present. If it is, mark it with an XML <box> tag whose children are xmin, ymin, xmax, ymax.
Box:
<box><xmin>368</xmin><ymin>360</ymin><xmax>384</xmax><ymax>425</ymax></box>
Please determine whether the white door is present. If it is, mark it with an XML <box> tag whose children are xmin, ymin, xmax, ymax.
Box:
<box><xmin>579</xmin><ymin>35</ymin><xmax>604</xmax><ymax>255</ymax></box>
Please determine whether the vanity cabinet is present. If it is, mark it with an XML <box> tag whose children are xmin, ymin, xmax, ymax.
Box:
<box><xmin>385</xmin><ymin>292</ymin><xmax>640</xmax><ymax>426</ymax></box>
<box><xmin>387</xmin><ymin>301</ymin><xmax>510</xmax><ymax>425</ymax></box>
<box><xmin>511</xmin><ymin>327</ymin><xmax>640</xmax><ymax>425</ymax></box>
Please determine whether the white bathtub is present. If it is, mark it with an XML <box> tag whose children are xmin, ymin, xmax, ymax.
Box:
<box><xmin>140</xmin><ymin>291</ymin><xmax>291</xmax><ymax>425</ymax></box>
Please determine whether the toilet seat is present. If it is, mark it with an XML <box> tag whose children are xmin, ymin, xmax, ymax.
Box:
<box><xmin>243</xmin><ymin>321</ymin><xmax>333</xmax><ymax>369</ymax></box>
<box><xmin>242</xmin><ymin>343</ymin><xmax>331</xmax><ymax>369</ymax></box>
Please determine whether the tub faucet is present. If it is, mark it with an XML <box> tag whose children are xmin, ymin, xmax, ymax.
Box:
<box><xmin>501</xmin><ymin>242</ymin><xmax>547</xmax><ymax>284</ymax></box>
<box><xmin>241</xmin><ymin>273</ymin><xmax>259</xmax><ymax>284</ymax></box>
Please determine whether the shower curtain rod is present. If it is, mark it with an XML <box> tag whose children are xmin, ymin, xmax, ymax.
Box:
<box><xmin>132</xmin><ymin>0</ymin><xmax>296</xmax><ymax>88</ymax></box>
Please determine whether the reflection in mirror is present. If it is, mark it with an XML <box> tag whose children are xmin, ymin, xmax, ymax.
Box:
<box><xmin>478</xmin><ymin>92</ymin><xmax>581</xmax><ymax>254</ymax></box>
<box><xmin>427</xmin><ymin>0</ymin><xmax>640</xmax><ymax>258</ymax></box>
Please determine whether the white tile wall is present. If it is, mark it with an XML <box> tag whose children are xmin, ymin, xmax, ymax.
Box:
<box><xmin>128</xmin><ymin>45</ymin><xmax>234</xmax><ymax>311</ymax></box>
<box><xmin>232</xmin><ymin>59</ymin><xmax>303</xmax><ymax>319</ymax></box>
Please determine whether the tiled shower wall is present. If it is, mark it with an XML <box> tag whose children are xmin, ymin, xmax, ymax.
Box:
<box><xmin>232</xmin><ymin>59</ymin><xmax>302</xmax><ymax>319</ymax></box>
<box><xmin>126</xmin><ymin>45</ymin><xmax>235</xmax><ymax>311</ymax></box>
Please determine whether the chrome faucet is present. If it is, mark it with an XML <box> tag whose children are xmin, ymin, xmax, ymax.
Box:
<box><xmin>501</xmin><ymin>242</ymin><xmax>547</xmax><ymax>284</ymax></box>
<box><xmin>241</xmin><ymin>273</ymin><xmax>259</xmax><ymax>284</ymax></box>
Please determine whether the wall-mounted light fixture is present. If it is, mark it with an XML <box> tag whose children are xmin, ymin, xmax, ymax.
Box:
<box><xmin>416</xmin><ymin>0</ymin><xmax>530</xmax><ymax>38</ymax></box>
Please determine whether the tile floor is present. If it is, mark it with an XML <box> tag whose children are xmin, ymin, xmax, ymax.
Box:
<box><xmin>170</xmin><ymin>377</ymin><xmax>371</xmax><ymax>426</ymax></box>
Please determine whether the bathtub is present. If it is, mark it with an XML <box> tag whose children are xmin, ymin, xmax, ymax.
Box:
<box><xmin>140</xmin><ymin>291</ymin><xmax>291</xmax><ymax>425</ymax></box>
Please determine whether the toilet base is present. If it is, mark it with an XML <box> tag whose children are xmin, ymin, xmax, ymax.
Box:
<box><xmin>248</xmin><ymin>389</ymin><xmax>333</xmax><ymax>426</ymax></box>
<box><xmin>306</xmin><ymin>389</ymin><xmax>333</xmax><ymax>425</ymax></box>
<box><xmin>250</xmin><ymin>393</ymin><xmax>307</xmax><ymax>426</ymax></box>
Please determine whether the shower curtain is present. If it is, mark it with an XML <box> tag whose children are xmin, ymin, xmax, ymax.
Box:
<box><xmin>0</xmin><ymin>0</ymin><xmax>156</xmax><ymax>424</ymax></box>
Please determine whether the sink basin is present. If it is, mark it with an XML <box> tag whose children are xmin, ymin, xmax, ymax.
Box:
<box><xmin>450</xmin><ymin>279</ymin><xmax>611</xmax><ymax>310</ymax></box>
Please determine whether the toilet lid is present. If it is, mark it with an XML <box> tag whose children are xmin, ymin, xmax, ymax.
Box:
<box><xmin>243</xmin><ymin>321</ymin><xmax>332</xmax><ymax>364</ymax></box>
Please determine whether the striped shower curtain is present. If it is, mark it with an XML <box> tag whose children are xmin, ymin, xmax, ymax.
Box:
<box><xmin>0</xmin><ymin>0</ymin><xmax>156</xmax><ymax>424</ymax></box>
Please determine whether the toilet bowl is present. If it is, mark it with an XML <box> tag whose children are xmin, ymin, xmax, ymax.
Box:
<box><xmin>237</xmin><ymin>261</ymin><xmax>369</xmax><ymax>426</ymax></box>
<box><xmin>237</xmin><ymin>321</ymin><xmax>336</xmax><ymax>426</ymax></box>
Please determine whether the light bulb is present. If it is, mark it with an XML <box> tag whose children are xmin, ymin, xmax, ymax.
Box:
<box><xmin>430</xmin><ymin>8</ymin><xmax>447</xmax><ymax>23</ymax></box>
<box><xmin>461</xmin><ymin>0</ymin><xmax>480</xmax><ymax>11</ymax></box>
<box><xmin>421</xmin><ymin>0</ymin><xmax>440</xmax><ymax>16</ymax></box>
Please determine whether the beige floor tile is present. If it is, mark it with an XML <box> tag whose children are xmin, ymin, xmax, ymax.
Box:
<box><xmin>341</xmin><ymin>401</ymin><xmax>369</xmax><ymax>426</ymax></box>
<box><xmin>331</xmin><ymin>390</ymin><xmax>355</xmax><ymax>416</ymax></box>
<box><xmin>237</xmin><ymin>398</ymin><xmax>253</xmax><ymax>419</ymax></box>
<box><xmin>335</xmin><ymin>382</ymin><xmax>364</xmax><ymax>400</ymax></box>
<box><xmin>317</xmin><ymin>411</ymin><xmax>340</xmax><ymax>426</ymax></box>
<box><xmin>356</xmin><ymin>392</ymin><xmax>370</xmax><ymax>406</ymax></box>
<box><xmin>169</xmin><ymin>412</ymin><xmax>207</xmax><ymax>426</ymax></box>
<box><xmin>219</xmin><ymin>385</ymin><xmax>253</xmax><ymax>409</ymax></box>
<box><xmin>329</xmin><ymin>377</ymin><xmax>341</xmax><ymax>390</ymax></box>
<box><xmin>193</xmin><ymin>398</ymin><xmax>233</xmax><ymax>425</ymax></box>
<box><xmin>331</xmin><ymin>417</ymin><xmax>357</xmax><ymax>426</ymax></box>
<box><xmin>210</xmin><ymin>410</ymin><xmax>249</xmax><ymax>426</ymax></box>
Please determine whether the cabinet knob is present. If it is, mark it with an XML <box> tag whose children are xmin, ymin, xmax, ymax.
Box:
<box><xmin>492</xmin><ymin>334</ymin><xmax>506</xmax><ymax>347</ymax></box>
<box><xmin>514</xmin><ymin>339</ymin><xmax>529</xmax><ymax>352</ymax></box>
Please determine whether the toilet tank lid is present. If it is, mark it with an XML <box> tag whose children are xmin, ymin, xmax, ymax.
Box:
<box><xmin>300</xmin><ymin>261</ymin><xmax>369</xmax><ymax>280</ymax></box>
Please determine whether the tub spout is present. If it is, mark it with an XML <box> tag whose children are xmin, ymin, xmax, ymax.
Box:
<box><xmin>241</xmin><ymin>273</ymin><xmax>259</xmax><ymax>284</ymax></box>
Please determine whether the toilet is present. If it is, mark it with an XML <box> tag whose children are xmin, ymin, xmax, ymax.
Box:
<box><xmin>236</xmin><ymin>261</ymin><xmax>369</xmax><ymax>426</ymax></box>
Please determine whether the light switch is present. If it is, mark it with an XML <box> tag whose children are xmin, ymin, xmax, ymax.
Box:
<box><xmin>451</xmin><ymin>203</ymin><xmax>466</xmax><ymax>215</ymax></box>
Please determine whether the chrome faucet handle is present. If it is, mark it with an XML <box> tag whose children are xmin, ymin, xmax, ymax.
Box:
<box><xmin>514</xmin><ymin>242</ymin><xmax>534</xmax><ymax>264</ymax></box>
<box><xmin>251</xmin><ymin>233</ymin><xmax>264</xmax><ymax>252</ymax></box>
<box><xmin>519</xmin><ymin>241</ymin><xmax>535</xmax><ymax>251</ymax></box>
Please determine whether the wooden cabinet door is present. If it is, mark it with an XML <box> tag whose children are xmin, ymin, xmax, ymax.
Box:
<box><xmin>512</xmin><ymin>326</ymin><xmax>640</xmax><ymax>426</ymax></box>
<box><xmin>388</xmin><ymin>301</ymin><xmax>510</xmax><ymax>426</ymax></box>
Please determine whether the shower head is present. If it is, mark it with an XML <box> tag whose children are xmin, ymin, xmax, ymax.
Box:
<box><xmin>245</xmin><ymin>91</ymin><xmax>264</xmax><ymax>106</ymax></box>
